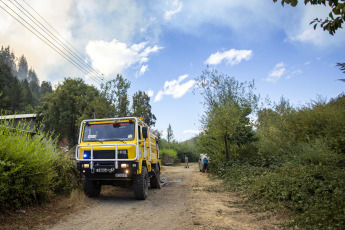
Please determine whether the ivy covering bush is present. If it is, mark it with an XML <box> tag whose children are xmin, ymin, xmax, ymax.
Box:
<box><xmin>0</xmin><ymin>119</ymin><xmax>79</xmax><ymax>211</ymax></box>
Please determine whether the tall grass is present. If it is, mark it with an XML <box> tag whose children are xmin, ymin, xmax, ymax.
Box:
<box><xmin>0</xmin><ymin>118</ymin><xmax>79</xmax><ymax>211</ymax></box>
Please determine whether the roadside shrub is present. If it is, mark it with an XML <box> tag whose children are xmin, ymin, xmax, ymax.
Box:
<box><xmin>51</xmin><ymin>153</ymin><xmax>81</xmax><ymax>195</ymax></box>
<box><xmin>160</xmin><ymin>148</ymin><xmax>178</xmax><ymax>160</ymax></box>
<box><xmin>0</xmin><ymin>119</ymin><xmax>79</xmax><ymax>211</ymax></box>
<box><xmin>220</xmin><ymin>139</ymin><xmax>345</xmax><ymax>229</ymax></box>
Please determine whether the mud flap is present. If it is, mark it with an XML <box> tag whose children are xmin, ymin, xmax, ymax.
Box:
<box><xmin>150</xmin><ymin>170</ymin><xmax>162</xmax><ymax>189</ymax></box>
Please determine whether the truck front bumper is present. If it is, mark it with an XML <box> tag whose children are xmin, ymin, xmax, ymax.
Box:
<box><xmin>77</xmin><ymin>161</ymin><xmax>138</xmax><ymax>180</ymax></box>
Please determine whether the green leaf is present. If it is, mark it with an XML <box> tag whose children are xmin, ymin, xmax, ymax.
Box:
<box><xmin>329</xmin><ymin>12</ymin><xmax>334</xmax><ymax>20</ymax></box>
<box><xmin>332</xmin><ymin>7</ymin><xmax>340</xmax><ymax>15</ymax></box>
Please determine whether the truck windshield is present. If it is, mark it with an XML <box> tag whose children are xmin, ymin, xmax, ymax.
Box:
<box><xmin>82</xmin><ymin>122</ymin><xmax>135</xmax><ymax>142</ymax></box>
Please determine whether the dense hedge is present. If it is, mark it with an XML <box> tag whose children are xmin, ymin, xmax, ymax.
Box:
<box><xmin>0</xmin><ymin>119</ymin><xmax>79</xmax><ymax>211</ymax></box>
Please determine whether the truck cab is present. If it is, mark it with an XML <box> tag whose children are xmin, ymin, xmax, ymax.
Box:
<box><xmin>75</xmin><ymin>117</ymin><xmax>161</xmax><ymax>200</ymax></box>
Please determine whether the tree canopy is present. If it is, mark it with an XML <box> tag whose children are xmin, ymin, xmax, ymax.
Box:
<box><xmin>196</xmin><ymin>68</ymin><xmax>258</xmax><ymax>162</ymax></box>
<box><xmin>37</xmin><ymin>78</ymin><xmax>100</xmax><ymax>146</ymax></box>
<box><xmin>132</xmin><ymin>90</ymin><xmax>156</xmax><ymax>126</ymax></box>
<box><xmin>101</xmin><ymin>74</ymin><xmax>131</xmax><ymax>117</ymax></box>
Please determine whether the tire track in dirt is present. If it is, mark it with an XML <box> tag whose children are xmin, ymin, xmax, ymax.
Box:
<box><xmin>45</xmin><ymin>163</ymin><xmax>287</xmax><ymax>230</ymax></box>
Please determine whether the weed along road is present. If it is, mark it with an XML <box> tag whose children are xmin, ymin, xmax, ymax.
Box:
<box><xmin>46</xmin><ymin>163</ymin><xmax>286</xmax><ymax>230</ymax></box>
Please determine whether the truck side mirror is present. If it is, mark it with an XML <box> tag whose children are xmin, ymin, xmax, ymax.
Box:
<box><xmin>142</xmin><ymin>127</ymin><xmax>148</xmax><ymax>139</ymax></box>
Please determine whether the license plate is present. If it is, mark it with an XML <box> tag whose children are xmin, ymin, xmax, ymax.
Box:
<box><xmin>96</xmin><ymin>168</ymin><xmax>109</xmax><ymax>173</ymax></box>
<box><xmin>115</xmin><ymin>173</ymin><xmax>127</xmax><ymax>177</ymax></box>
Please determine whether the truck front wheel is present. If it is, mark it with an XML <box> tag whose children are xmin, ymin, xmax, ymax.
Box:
<box><xmin>83</xmin><ymin>176</ymin><xmax>101</xmax><ymax>197</ymax></box>
<box><xmin>133</xmin><ymin>166</ymin><xmax>149</xmax><ymax>200</ymax></box>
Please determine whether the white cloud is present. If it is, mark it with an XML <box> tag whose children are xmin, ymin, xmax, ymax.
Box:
<box><xmin>154</xmin><ymin>74</ymin><xmax>196</xmax><ymax>102</ymax></box>
<box><xmin>138</xmin><ymin>65</ymin><xmax>148</xmax><ymax>76</ymax></box>
<box><xmin>147</xmin><ymin>89</ymin><xmax>154</xmax><ymax>98</ymax></box>
<box><xmin>164</xmin><ymin>0</ymin><xmax>183</xmax><ymax>20</ymax></box>
<box><xmin>265</xmin><ymin>62</ymin><xmax>286</xmax><ymax>82</ymax></box>
<box><xmin>286</xmin><ymin>69</ymin><xmax>303</xmax><ymax>79</ymax></box>
<box><xmin>183</xmin><ymin>129</ymin><xmax>202</xmax><ymax>135</ymax></box>
<box><xmin>85</xmin><ymin>39</ymin><xmax>162</xmax><ymax>77</ymax></box>
<box><xmin>204</xmin><ymin>49</ymin><xmax>253</xmax><ymax>66</ymax></box>
<box><xmin>285</xmin><ymin>4</ymin><xmax>345</xmax><ymax>47</ymax></box>
<box><xmin>0</xmin><ymin>0</ymin><xmax>75</xmax><ymax>83</ymax></box>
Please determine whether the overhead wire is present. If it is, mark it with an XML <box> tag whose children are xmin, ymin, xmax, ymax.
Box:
<box><xmin>21</xmin><ymin>0</ymin><xmax>109</xmax><ymax>82</ymax></box>
<box><xmin>0</xmin><ymin>1</ymin><xmax>101</xmax><ymax>85</ymax></box>
<box><xmin>0</xmin><ymin>0</ymin><xmax>106</xmax><ymax>84</ymax></box>
<box><xmin>17</xmin><ymin>0</ymin><xmax>108</xmax><ymax>82</ymax></box>
<box><xmin>11</xmin><ymin>0</ymin><xmax>105</xmax><ymax>83</ymax></box>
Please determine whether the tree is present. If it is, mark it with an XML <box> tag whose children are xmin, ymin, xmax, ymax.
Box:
<box><xmin>37</xmin><ymin>78</ymin><xmax>100</xmax><ymax>146</ymax></box>
<box><xmin>78</xmin><ymin>93</ymin><xmax>115</xmax><ymax>122</ymax></box>
<box><xmin>132</xmin><ymin>90</ymin><xmax>156</xmax><ymax>126</ymax></box>
<box><xmin>0</xmin><ymin>57</ymin><xmax>14</xmax><ymax>111</ymax></box>
<box><xmin>40</xmin><ymin>81</ymin><xmax>53</xmax><ymax>95</ymax></box>
<box><xmin>17</xmin><ymin>55</ymin><xmax>28</xmax><ymax>81</ymax></box>
<box><xmin>21</xmin><ymin>79</ymin><xmax>33</xmax><ymax>107</ymax></box>
<box><xmin>9</xmin><ymin>77</ymin><xmax>24</xmax><ymax>113</ymax></box>
<box><xmin>0</xmin><ymin>46</ymin><xmax>17</xmax><ymax>76</ymax></box>
<box><xmin>28</xmin><ymin>68</ymin><xmax>40</xmax><ymax>101</ymax></box>
<box><xmin>273</xmin><ymin>0</ymin><xmax>345</xmax><ymax>35</ymax></box>
<box><xmin>167</xmin><ymin>124</ymin><xmax>174</xmax><ymax>150</ymax></box>
<box><xmin>101</xmin><ymin>74</ymin><xmax>130</xmax><ymax>117</ymax></box>
<box><xmin>196</xmin><ymin>68</ymin><xmax>258</xmax><ymax>162</ymax></box>
<box><xmin>337</xmin><ymin>62</ymin><xmax>345</xmax><ymax>73</ymax></box>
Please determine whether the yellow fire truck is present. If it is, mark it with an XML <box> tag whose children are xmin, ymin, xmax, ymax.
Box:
<box><xmin>75</xmin><ymin>117</ymin><xmax>161</xmax><ymax>200</ymax></box>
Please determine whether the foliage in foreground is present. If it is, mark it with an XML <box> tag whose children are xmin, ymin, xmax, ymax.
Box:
<box><xmin>0</xmin><ymin>119</ymin><xmax>80</xmax><ymax>211</ymax></box>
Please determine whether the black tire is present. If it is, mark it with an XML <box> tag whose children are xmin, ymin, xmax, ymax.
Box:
<box><xmin>83</xmin><ymin>177</ymin><xmax>101</xmax><ymax>198</ymax></box>
<box><xmin>133</xmin><ymin>166</ymin><xmax>149</xmax><ymax>200</ymax></box>
<box><xmin>150</xmin><ymin>164</ymin><xmax>160</xmax><ymax>189</ymax></box>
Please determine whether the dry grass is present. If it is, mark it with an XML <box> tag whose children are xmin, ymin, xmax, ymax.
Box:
<box><xmin>0</xmin><ymin>190</ymin><xmax>92</xmax><ymax>230</ymax></box>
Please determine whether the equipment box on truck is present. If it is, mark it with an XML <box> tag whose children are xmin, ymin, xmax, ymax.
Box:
<box><xmin>75</xmin><ymin>117</ymin><xmax>161</xmax><ymax>200</ymax></box>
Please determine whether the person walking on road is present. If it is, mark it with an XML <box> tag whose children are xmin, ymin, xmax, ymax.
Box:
<box><xmin>203</xmin><ymin>157</ymin><xmax>208</xmax><ymax>173</ymax></box>
<box><xmin>185</xmin><ymin>155</ymin><xmax>189</xmax><ymax>168</ymax></box>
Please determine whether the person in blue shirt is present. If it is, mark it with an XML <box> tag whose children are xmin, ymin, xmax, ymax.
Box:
<box><xmin>203</xmin><ymin>157</ymin><xmax>208</xmax><ymax>173</ymax></box>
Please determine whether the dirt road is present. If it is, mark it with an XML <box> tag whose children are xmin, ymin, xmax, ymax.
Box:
<box><xmin>45</xmin><ymin>163</ymin><xmax>286</xmax><ymax>230</ymax></box>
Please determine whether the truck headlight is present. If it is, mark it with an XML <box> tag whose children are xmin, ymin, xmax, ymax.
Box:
<box><xmin>121</xmin><ymin>163</ymin><xmax>129</xmax><ymax>168</ymax></box>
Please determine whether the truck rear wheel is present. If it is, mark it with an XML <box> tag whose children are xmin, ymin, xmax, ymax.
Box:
<box><xmin>83</xmin><ymin>176</ymin><xmax>101</xmax><ymax>197</ymax></box>
<box><xmin>150</xmin><ymin>164</ymin><xmax>160</xmax><ymax>189</ymax></box>
<box><xmin>133</xmin><ymin>166</ymin><xmax>148</xmax><ymax>200</ymax></box>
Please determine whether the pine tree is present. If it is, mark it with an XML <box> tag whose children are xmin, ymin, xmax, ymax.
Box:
<box><xmin>17</xmin><ymin>55</ymin><xmax>28</xmax><ymax>81</ymax></box>
<box><xmin>132</xmin><ymin>90</ymin><xmax>156</xmax><ymax>126</ymax></box>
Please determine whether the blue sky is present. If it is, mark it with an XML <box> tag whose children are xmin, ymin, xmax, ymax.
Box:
<box><xmin>0</xmin><ymin>0</ymin><xmax>344</xmax><ymax>141</ymax></box>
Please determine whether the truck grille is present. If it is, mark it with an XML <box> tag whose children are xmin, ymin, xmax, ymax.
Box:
<box><xmin>93</xmin><ymin>150</ymin><xmax>128</xmax><ymax>159</ymax></box>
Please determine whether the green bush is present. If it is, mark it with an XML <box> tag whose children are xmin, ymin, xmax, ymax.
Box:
<box><xmin>209</xmin><ymin>95</ymin><xmax>345</xmax><ymax>229</ymax></box>
<box><xmin>160</xmin><ymin>148</ymin><xmax>178</xmax><ymax>160</ymax></box>
<box><xmin>217</xmin><ymin>139</ymin><xmax>345</xmax><ymax>229</ymax></box>
<box><xmin>0</xmin><ymin>119</ymin><xmax>79</xmax><ymax>211</ymax></box>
